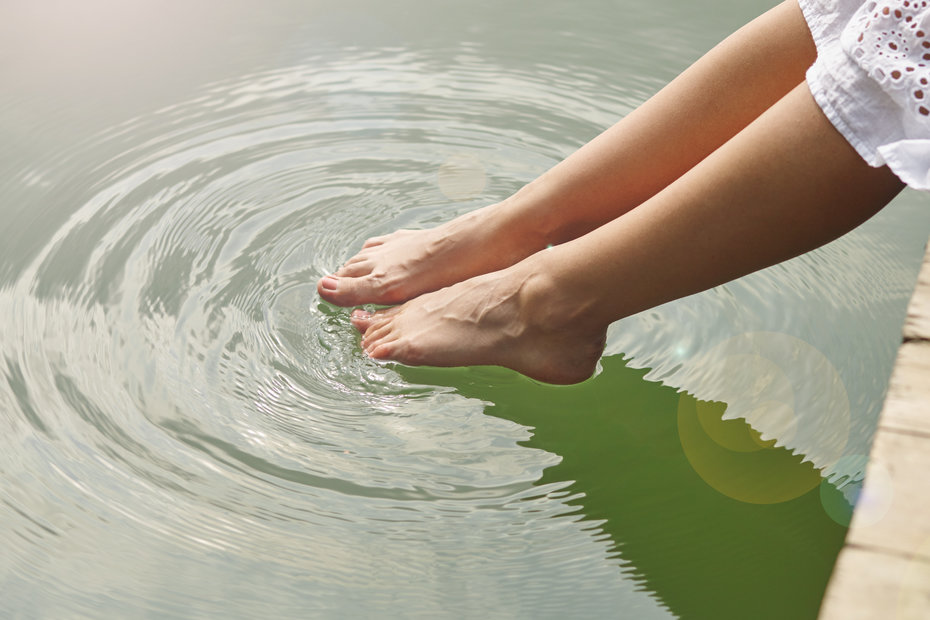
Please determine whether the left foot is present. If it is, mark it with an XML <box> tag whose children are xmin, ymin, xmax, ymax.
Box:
<box><xmin>349</xmin><ymin>253</ymin><xmax>607</xmax><ymax>385</ymax></box>
<box><xmin>317</xmin><ymin>200</ymin><xmax>542</xmax><ymax>307</ymax></box>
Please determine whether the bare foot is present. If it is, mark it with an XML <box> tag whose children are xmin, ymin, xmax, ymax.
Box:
<box><xmin>349</xmin><ymin>253</ymin><xmax>607</xmax><ymax>385</ymax></box>
<box><xmin>317</xmin><ymin>201</ymin><xmax>544</xmax><ymax>307</ymax></box>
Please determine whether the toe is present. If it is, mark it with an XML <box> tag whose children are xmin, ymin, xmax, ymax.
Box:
<box><xmin>357</xmin><ymin>307</ymin><xmax>402</xmax><ymax>337</ymax></box>
<box><xmin>336</xmin><ymin>258</ymin><xmax>372</xmax><ymax>277</ymax></box>
<box><xmin>369</xmin><ymin>338</ymin><xmax>423</xmax><ymax>366</ymax></box>
<box><xmin>361</xmin><ymin>320</ymin><xmax>395</xmax><ymax>345</ymax></box>
<box><xmin>317</xmin><ymin>274</ymin><xmax>375</xmax><ymax>307</ymax></box>
<box><xmin>350</xmin><ymin>309</ymin><xmax>375</xmax><ymax>331</ymax></box>
<box><xmin>367</xmin><ymin>340</ymin><xmax>398</xmax><ymax>360</ymax></box>
<box><xmin>317</xmin><ymin>275</ymin><xmax>340</xmax><ymax>298</ymax></box>
<box><xmin>361</xmin><ymin>235</ymin><xmax>387</xmax><ymax>249</ymax></box>
<box><xmin>317</xmin><ymin>275</ymin><xmax>351</xmax><ymax>305</ymax></box>
<box><xmin>319</xmin><ymin>269</ymin><xmax>406</xmax><ymax>306</ymax></box>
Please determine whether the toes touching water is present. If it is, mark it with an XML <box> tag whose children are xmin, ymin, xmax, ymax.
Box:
<box><xmin>316</xmin><ymin>203</ymin><xmax>534</xmax><ymax>307</ymax></box>
<box><xmin>345</xmin><ymin>260</ymin><xmax>607</xmax><ymax>385</ymax></box>
<box><xmin>317</xmin><ymin>206</ymin><xmax>606</xmax><ymax>385</ymax></box>
<box><xmin>315</xmin><ymin>202</ymin><xmax>611</xmax><ymax>385</ymax></box>
<box><xmin>316</xmin><ymin>1</ymin><xmax>906</xmax><ymax>385</ymax></box>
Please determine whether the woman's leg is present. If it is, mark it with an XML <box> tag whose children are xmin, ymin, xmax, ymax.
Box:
<box><xmin>318</xmin><ymin>0</ymin><xmax>816</xmax><ymax>307</ymax></box>
<box><xmin>350</xmin><ymin>83</ymin><xmax>905</xmax><ymax>384</ymax></box>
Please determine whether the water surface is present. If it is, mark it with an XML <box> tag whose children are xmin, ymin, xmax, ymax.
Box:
<box><xmin>2</xmin><ymin>0</ymin><xmax>929</xmax><ymax>618</ymax></box>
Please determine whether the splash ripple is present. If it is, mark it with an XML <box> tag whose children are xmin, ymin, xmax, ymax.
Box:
<box><xmin>0</xmin><ymin>51</ymin><xmax>659</xmax><ymax>618</ymax></box>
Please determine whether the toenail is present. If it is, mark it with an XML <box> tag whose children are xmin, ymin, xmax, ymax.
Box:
<box><xmin>321</xmin><ymin>276</ymin><xmax>338</xmax><ymax>290</ymax></box>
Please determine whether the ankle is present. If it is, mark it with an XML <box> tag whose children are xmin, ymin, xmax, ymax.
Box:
<box><xmin>501</xmin><ymin>184</ymin><xmax>561</xmax><ymax>246</ymax></box>
<box><xmin>516</xmin><ymin>250</ymin><xmax>605</xmax><ymax>334</ymax></box>
<box><xmin>467</xmin><ymin>197</ymin><xmax>550</xmax><ymax>263</ymax></box>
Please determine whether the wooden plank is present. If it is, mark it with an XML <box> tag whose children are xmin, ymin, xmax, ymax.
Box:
<box><xmin>903</xmin><ymin>242</ymin><xmax>930</xmax><ymax>341</ymax></box>
<box><xmin>820</xmin><ymin>240</ymin><xmax>930</xmax><ymax>619</ymax></box>
<box><xmin>843</xmin><ymin>429</ymin><xmax>930</xmax><ymax>561</ymax></box>
<box><xmin>879</xmin><ymin>341</ymin><xmax>930</xmax><ymax>436</ymax></box>
<box><xmin>819</xmin><ymin>546</ymin><xmax>930</xmax><ymax>620</ymax></box>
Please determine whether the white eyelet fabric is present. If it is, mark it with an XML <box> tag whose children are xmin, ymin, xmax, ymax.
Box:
<box><xmin>801</xmin><ymin>0</ymin><xmax>930</xmax><ymax>188</ymax></box>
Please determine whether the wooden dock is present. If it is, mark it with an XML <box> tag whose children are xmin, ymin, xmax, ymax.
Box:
<box><xmin>819</xmin><ymin>240</ymin><xmax>930</xmax><ymax>619</ymax></box>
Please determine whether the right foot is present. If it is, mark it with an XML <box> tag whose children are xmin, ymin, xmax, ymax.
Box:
<box><xmin>317</xmin><ymin>201</ymin><xmax>542</xmax><ymax>307</ymax></box>
<box><xmin>348</xmin><ymin>251</ymin><xmax>609</xmax><ymax>385</ymax></box>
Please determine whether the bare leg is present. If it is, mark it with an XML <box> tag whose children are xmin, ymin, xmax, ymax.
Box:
<box><xmin>318</xmin><ymin>0</ymin><xmax>816</xmax><ymax>306</ymax></box>
<box><xmin>351</xmin><ymin>84</ymin><xmax>905</xmax><ymax>384</ymax></box>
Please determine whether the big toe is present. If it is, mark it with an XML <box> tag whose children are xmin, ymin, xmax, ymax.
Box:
<box><xmin>350</xmin><ymin>308</ymin><xmax>375</xmax><ymax>331</ymax></box>
<box><xmin>317</xmin><ymin>274</ymin><xmax>374</xmax><ymax>306</ymax></box>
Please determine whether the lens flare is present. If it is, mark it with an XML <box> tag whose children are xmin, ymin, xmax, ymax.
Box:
<box><xmin>819</xmin><ymin>454</ymin><xmax>869</xmax><ymax>526</ymax></box>
<box><xmin>677</xmin><ymin>394</ymin><xmax>822</xmax><ymax>504</ymax></box>
<box><xmin>679</xmin><ymin>332</ymin><xmax>851</xmax><ymax>470</ymax></box>
<box><xmin>677</xmin><ymin>332</ymin><xmax>851</xmax><ymax>504</ymax></box>
<box><xmin>850</xmin><ymin>458</ymin><xmax>895</xmax><ymax>528</ymax></box>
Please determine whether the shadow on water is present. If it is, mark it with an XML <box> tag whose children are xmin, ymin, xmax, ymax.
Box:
<box><xmin>399</xmin><ymin>355</ymin><xmax>849</xmax><ymax>620</ymax></box>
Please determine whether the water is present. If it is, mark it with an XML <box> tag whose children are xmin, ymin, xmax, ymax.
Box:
<box><xmin>2</xmin><ymin>0</ymin><xmax>929</xmax><ymax>618</ymax></box>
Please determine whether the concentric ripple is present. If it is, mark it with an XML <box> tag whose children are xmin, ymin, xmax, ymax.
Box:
<box><xmin>0</xmin><ymin>51</ymin><xmax>673</xmax><ymax>618</ymax></box>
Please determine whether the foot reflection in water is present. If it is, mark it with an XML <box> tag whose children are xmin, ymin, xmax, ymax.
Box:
<box><xmin>400</xmin><ymin>355</ymin><xmax>849</xmax><ymax>620</ymax></box>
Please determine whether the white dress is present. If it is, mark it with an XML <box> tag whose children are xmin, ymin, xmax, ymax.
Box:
<box><xmin>801</xmin><ymin>0</ymin><xmax>930</xmax><ymax>188</ymax></box>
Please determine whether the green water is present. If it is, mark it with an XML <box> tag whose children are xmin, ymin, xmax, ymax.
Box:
<box><xmin>403</xmin><ymin>359</ymin><xmax>849</xmax><ymax>619</ymax></box>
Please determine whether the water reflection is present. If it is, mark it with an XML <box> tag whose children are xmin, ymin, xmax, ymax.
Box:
<box><xmin>401</xmin><ymin>357</ymin><xmax>849</xmax><ymax>620</ymax></box>
<box><xmin>0</xmin><ymin>47</ymin><xmax>672</xmax><ymax>616</ymax></box>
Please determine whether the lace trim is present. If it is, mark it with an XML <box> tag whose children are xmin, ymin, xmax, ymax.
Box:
<box><xmin>843</xmin><ymin>1</ymin><xmax>930</xmax><ymax>119</ymax></box>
